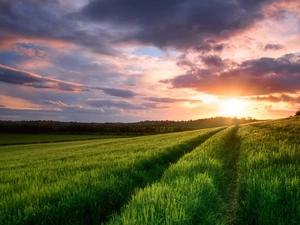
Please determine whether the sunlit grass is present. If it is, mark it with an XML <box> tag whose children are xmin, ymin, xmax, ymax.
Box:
<box><xmin>0</xmin><ymin>128</ymin><xmax>221</xmax><ymax>224</ymax></box>
<box><xmin>236</xmin><ymin>117</ymin><xmax>300</xmax><ymax>224</ymax></box>
<box><xmin>108</xmin><ymin>126</ymin><xmax>240</xmax><ymax>225</ymax></box>
<box><xmin>1</xmin><ymin>117</ymin><xmax>299</xmax><ymax>225</ymax></box>
<box><xmin>0</xmin><ymin>133</ymin><xmax>130</xmax><ymax>145</ymax></box>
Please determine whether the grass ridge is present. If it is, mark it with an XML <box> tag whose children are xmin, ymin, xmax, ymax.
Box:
<box><xmin>107</xmin><ymin>126</ymin><xmax>240</xmax><ymax>225</ymax></box>
<box><xmin>236</xmin><ymin>120</ymin><xmax>300</xmax><ymax>225</ymax></box>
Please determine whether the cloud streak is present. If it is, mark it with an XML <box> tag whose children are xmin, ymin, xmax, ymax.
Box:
<box><xmin>88</xmin><ymin>99</ymin><xmax>143</xmax><ymax>110</ymax></box>
<box><xmin>0</xmin><ymin>65</ymin><xmax>138</xmax><ymax>98</ymax></box>
<box><xmin>144</xmin><ymin>97</ymin><xmax>201</xmax><ymax>104</ymax></box>
<box><xmin>250</xmin><ymin>94</ymin><xmax>300</xmax><ymax>103</ymax></box>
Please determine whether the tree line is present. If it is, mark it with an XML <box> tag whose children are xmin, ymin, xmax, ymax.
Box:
<box><xmin>0</xmin><ymin>117</ymin><xmax>257</xmax><ymax>134</ymax></box>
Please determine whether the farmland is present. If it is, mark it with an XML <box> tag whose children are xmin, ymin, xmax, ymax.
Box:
<box><xmin>0</xmin><ymin>117</ymin><xmax>299</xmax><ymax>224</ymax></box>
<box><xmin>0</xmin><ymin>128</ymin><xmax>222</xmax><ymax>224</ymax></box>
<box><xmin>0</xmin><ymin>133</ymin><xmax>136</xmax><ymax>146</ymax></box>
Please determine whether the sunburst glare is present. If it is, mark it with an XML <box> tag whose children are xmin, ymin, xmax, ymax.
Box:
<box><xmin>219</xmin><ymin>99</ymin><xmax>249</xmax><ymax>117</ymax></box>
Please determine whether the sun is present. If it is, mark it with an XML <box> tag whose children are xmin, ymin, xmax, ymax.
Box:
<box><xmin>219</xmin><ymin>99</ymin><xmax>248</xmax><ymax>117</ymax></box>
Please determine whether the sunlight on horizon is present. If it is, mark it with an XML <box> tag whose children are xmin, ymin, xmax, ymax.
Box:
<box><xmin>219</xmin><ymin>99</ymin><xmax>249</xmax><ymax>118</ymax></box>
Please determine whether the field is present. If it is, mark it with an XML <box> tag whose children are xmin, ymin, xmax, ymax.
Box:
<box><xmin>0</xmin><ymin>133</ymin><xmax>135</xmax><ymax>145</ymax></box>
<box><xmin>0</xmin><ymin>117</ymin><xmax>299</xmax><ymax>224</ymax></box>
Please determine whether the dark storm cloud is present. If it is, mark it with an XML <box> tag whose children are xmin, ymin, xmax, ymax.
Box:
<box><xmin>82</xmin><ymin>0</ymin><xmax>275</xmax><ymax>49</ymax></box>
<box><xmin>0</xmin><ymin>65</ymin><xmax>138</xmax><ymax>98</ymax></box>
<box><xmin>0</xmin><ymin>0</ymin><xmax>287</xmax><ymax>53</ymax></box>
<box><xmin>163</xmin><ymin>54</ymin><xmax>300</xmax><ymax>95</ymax></box>
<box><xmin>0</xmin><ymin>1</ymin><xmax>117</xmax><ymax>55</ymax></box>
<box><xmin>144</xmin><ymin>97</ymin><xmax>200</xmax><ymax>104</ymax></box>
<box><xmin>0</xmin><ymin>1</ymin><xmax>62</xmax><ymax>37</ymax></box>
<box><xmin>250</xmin><ymin>94</ymin><xmax>300</xmax><ymax>103</ymax></box>
<box><xmin>88</xmin><ymin>100</ymin><xmax>143</xmax><ymax>110</ymax></box>
<box><xmin>264</xmin><ymin>44</ymin><xmax>284</xmax><ymax>51</ymax></box>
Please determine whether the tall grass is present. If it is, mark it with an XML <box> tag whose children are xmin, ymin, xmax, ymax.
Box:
<box><xmin>2</xmin><ymin>117</ymin><xmax>298</xmax><ymax>225</ymax></box>
<box><xmin>236</xmin><ymin>117</ymin><xmax>300</xmax><ymax>224</ymax></box>
<box><xmin>108</xmin><ymin>126</ymin><xmax>240</xmax><ymax>225</ymax></box>
<box><xmin>0</xmin><ymin>128</ymin><xmax>221</xmax><ymax>225</ymax></box>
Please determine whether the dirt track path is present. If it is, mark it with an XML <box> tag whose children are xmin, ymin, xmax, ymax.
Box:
<box><xmin>226</xmin><ymin>128</ymin><xmax>241</xmax><ymax>225</ymax></box>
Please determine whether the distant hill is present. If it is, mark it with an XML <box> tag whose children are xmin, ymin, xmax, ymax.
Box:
<box><xmin>0</xmin><ymin>117</ymin><xmax>259</xmax><ymax>134</ymax></box>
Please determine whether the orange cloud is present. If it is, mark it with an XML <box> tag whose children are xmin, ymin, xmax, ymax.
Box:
<box><xmin>0</xmin><ymin>95</ymin><xmax>41</xmax><ymax>109</ymax></box>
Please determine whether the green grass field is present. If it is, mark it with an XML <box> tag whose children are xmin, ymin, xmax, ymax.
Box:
<box><xmin>236</xmin><ymin>118</ymin><xmax>300</xmax><ymax>224</ymax></box>
<box><xmin>0</xmin><ymin>128</ymin><xmax>222</xmax><ymax>224</ymax></box>
<box><xmin>0</xmin><ymin>133</ymin><xmax>135</xmax><ymax>145</ymax></box>
<box><xmin>0</xmin><ymin>117</ymin><xmax>299</xmax><ymax>224</ymax></box>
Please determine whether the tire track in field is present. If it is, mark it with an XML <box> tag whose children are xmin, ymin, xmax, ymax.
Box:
<box><xmin>226</xmin><ymin>127</ymin><xmax>241</xmax><ymax>225</ymax></box>
<box><xmin>106</xmin><ymin>126</ymin><xmax>240</xmax><ymax>225</ymax></box>
<box><xmin>100</xmin><ymin>129</ymin><xmax>224</xmax><ymax>224</ymax></box>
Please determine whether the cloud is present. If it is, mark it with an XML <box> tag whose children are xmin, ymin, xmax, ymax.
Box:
<box><xmin>88</xmin><ymin>99</ymin><xmax>143</xmax><ymax>110</ymax></box>
<box><xmin>176</xmin><ymin>54</ymin><xmax>199</xmax><ymax>70</ymax></box>
<box><xmin>81</xmin><ymin>0</ymin><xmax>277</xmax><ymax>49</ymax></box>
<box><xmin>250</xmin><ymin>94</ymin><xmax>300</xmax><ymax>103</ymax></box>
<box><xmin>141</xmin><ymin>102</ymin><xmax>169</xmax><ymax>109</ymax></box>
<box><xmin>0</xmin><ymin>1</ymin><xmax>117</xmax><ymax>55</ymax></box>
<box><xmin>163</xmin><ymin>53</ymin><xmax>300</xmax><ymax>95</ymax></box>
<box><xmin>0</xmin><ymin>0</ymin><xmax>291</xmax><ymax>56</ymax></box>
<box><xmin>264</xmin><ymin>43</ymin><xmax>284</xmax><ymax>51</ymax></box>
<box><xmin>194</xmin><ymin>40</ymin><xmax>226</xmax><ymax>53</ymax></box>
<box><xmin>13</xmin><ymin>44</ymin><xmax>48</xmax><ymax>58</ymax></box>
<box><xmin>88</xmin><ymin>99</ymin><xmax>173</xmax><ymax>110</ymax></box>
<box><xmin>95</xmin><ymin>88</ymin><xmax>137</xmax><ymax>98</ymax></box>
<box><xmin>0</xmin><ymin>64</ymin><xmax>138</xmax><ymax>98</ymax></box>
<box><xmin>0</xmin><ymin>64</ymin><xmax>84</xmax><ymax>91</ymax></box>
<box><xmin>200</xmin><ymin>55</ymin><xmax>225</xmax><ymax>68</ymax></box>
<box><xmin>0</xmin><ymin>106</ymin><xmax>123</xmax><ymax>122</ymax></box>
<box><xmin>144</xmin><ymin>97</ymin><xmax>201</xmax><ymax>104</ymax></box>
<box><xmin>43</xmin><ymin>100</ymin><xmax>68</xmax><ymax>107</ymax></box>
<box><xmin>0</xmin><ymin>65</ymin><xmax>41</xmax><ymax>84</ymax></box>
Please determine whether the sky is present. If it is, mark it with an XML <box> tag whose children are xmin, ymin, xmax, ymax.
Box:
<box><xmin>0</xmin><ymin>0</ymin><xmax>300</xmax><ymax>122</ymax></box>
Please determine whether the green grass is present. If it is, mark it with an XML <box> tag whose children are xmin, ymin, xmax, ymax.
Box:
<box><xmin>108</xmin><ymin>126</ymin><xmax>240</xmax><ymax>225</ymax></box>
<box><xmin>0</xmin><ymin>133</ymin><xmax>133</xmax><ymax>145</ymax></box>
<box><xmin>0</xmin><ymin>128</ymin><xmax>221</xmax><ymax>225</ymax></box>
<box><xmin>236</xmin><ymin>117</ymin><xmax>300</xmax><ymax>224</ymax></box>
<box><xmin>1</xmin><ymin>117</ymin><xmax>299</xmax><ymax>225</ymax></box>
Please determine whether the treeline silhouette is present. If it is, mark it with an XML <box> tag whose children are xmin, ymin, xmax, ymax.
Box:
<box><xmin>0</xmin><ymin>117</ymin><xmax>257</xmax><ymax>134</ymax></box>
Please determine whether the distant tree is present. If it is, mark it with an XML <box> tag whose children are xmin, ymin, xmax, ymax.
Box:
<box><xmin>295</xmin><ymin>108</ymin><xmax>300</xmax><ymax>116</ymax></box>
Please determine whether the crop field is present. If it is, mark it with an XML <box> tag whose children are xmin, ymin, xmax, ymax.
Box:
<box><xmin>0</xmin><ymin>133</ymin><xmax>134</xmax><ymax>145</ymax></box>
<box><xmin>236</xmin><ymin>118</ymin><xmax>300</xmax><ymax>224</ymax></box>
<box><xmin>0</xmin><ymin>128</ymin><xmax>222</xmax><ymax>224</ymax></box>
<box><xmin>0</xmin><ymin>117</ymin><xmax>299</xmax><ymax>225</ymax></box>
